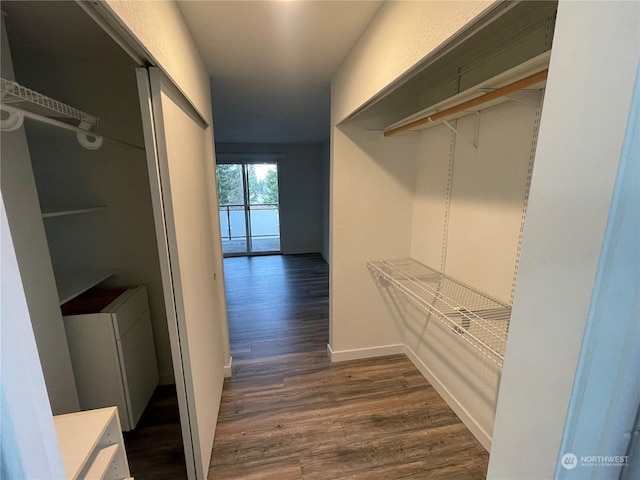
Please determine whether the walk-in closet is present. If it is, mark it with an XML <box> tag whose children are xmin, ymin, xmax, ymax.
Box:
<box><xmin>330</xmin><ymin>0</ymin><xmax>557</xmax><ymax>449</ymax></box>
<box><xmin>1</xmin><ymin>2</ymin><xmax>170</xmax><ymax>477</ymax></box>
<box><xmin>2</xmin><ymin>1</ymin><xmax>230</xmax><ymax>477</ymax></box>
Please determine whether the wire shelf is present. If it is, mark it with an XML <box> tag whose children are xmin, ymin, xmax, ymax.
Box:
<box><xmin>1</xmin><ymin>77</ymin><xmax>101</xmax><ymax>127</ymax></box>
<box><xmin>367</xmin><ymin>258</ymin><xmax>511</xmax><ymax>367</ymax></box>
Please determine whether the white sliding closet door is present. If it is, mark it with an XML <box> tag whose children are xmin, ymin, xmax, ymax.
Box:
<box><xmin>136</xmin><ymin>67</ymin><xmax>225</xmax><ymax>480</ymax></box>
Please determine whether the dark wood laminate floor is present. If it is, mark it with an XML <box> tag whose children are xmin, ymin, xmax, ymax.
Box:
<box><xmin>208</xmin><ymin>254</ymin><xmax>489</xmax><ymax>479</ymax></box>
<box><xmin>124</xmin><ymin>384</ymin><xmax>188</xmax><ymax>479</ymax></box>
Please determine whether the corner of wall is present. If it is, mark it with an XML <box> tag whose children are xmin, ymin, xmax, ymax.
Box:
<box><xmin>105</xmin><ymin>0</ymin><xmax>213</xmax><ymax>123</ymax></box>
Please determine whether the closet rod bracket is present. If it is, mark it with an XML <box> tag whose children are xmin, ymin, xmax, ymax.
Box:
<box><xmin>0</xmin><ymin>105</ymin><xmax>24</xmax><ymax>131</ymax></box>
<box><xmin>442</xmin><ymin>112</ymin><xmax>480</xmax><ymax>153</ymax></box>
<box><xmin>1</xmin><ymin>77</ymin><xmax>106</xmax><ymax>150</ymax></box>
<box><xmin>76</xmin><ymin>120</ymin><xmax>103</xmax><ymax>150</ymax></box>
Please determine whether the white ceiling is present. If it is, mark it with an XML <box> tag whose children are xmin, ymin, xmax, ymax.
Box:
<box><xmin>177</xmin><ymin>1</ymin><xmax>383</xmax><ymax>144</ymax></box>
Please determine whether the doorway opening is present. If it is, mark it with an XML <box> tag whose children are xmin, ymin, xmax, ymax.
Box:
<box><xmin>217</xmin><ymin>160</ymin><xmax>281</xmax><ymax>256</ymax></box>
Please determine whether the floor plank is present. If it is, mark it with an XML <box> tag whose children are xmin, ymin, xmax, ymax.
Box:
<box><xmin>209</xmin><ymin>254</ymin><xmax>489</xmax><ymax>479</ymax></box>
<box><xmin>123</xmin><ymin>385</ymin><xmax>188</xmax><ymax>480</ymax></box>
<box><xmin>124</xmin><ymin>254</ymin><xmax>489</xmax><ymax>479</ymax></box>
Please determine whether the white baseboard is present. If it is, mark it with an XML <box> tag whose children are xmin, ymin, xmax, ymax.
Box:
<box><xmin>327</xmin><ymin>343</ymin><xmax>405</xmax><ymax>362</ymax></box>
<box><xmin>223</xmin><ymin>356</ymin><xmax>233</xmax><ymax>378</ymax></box>
<box><xmin>404</xmin><ymin>345</ymin><xmax>492</xmax><ymax>451</ymax></box>
<box><xmin>326</xmin><ymin>342</ymin><xmax>491</xmax><ymax>450</ymax></box>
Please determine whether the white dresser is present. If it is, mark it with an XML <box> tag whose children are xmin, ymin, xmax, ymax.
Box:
<box><xmin>63</xmin><ymin>286</ymin><xmax>158</xmax><ymax>431</ymax></box>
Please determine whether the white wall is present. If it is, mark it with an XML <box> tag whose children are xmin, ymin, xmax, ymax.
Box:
<box><xmin>557</xmin><ymin>64</ymin><xmax>639</xmax><ymax>480</ymax></box>
<box><xmin>332</xmin><ymin>0</ymin><xmax>493</xmax><ymax>124</ymax></box>
<box><xmin>0</xmin><ymin>15</ymin><xmax>80</xmax><ymax>415</ymax></box>
<box><xmin>432</xmin><ymin>101</ymin><xmax>538</xmax><ymax>304</ymax></box>
<box><xmin>216</xmin><ymin>143</ymin><xmax>326</xmax><ymax>255</ymax></box>
<box><xmin>321</xmin><ymin>142</ymin><xmax>330</xmax><ymax>263</ymax></box>
<box><xmin>488</xmin><ymin>2</ymin><xmax>640</xmax><ymax>479</ymax></box>
<box><xmin>329</xmin><ymin>1</ymin><xmax>494</xmax><ymax>357</ymax></box>
<box><xmin>105</xmin><ymin>0</ymin><xmax>212</xmax><ymax>124</ymax></box>
<box><xmin>329</xmin><ymin>123</ymin><xmax>416</xmax><ymax>357</ymax></box>
<box><xmin>1</xmin><ymin>193</ymin><xmax>67</xmax><ymax>480</ymax></box>
<box><xmin>409</xmin><ymin>125</ymin><xmax>451</xmax><ymax>271</ymax></box>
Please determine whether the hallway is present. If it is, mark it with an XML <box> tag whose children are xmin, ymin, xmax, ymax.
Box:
<box><xmin>224</xmin><ymin>254</ymin><xmax>329</xmax><ymax>361</ymax></box>
<box><xmin>209</xmin><ymin>254</ymin><xmax>489</xmax><ymax>479</ymax></box>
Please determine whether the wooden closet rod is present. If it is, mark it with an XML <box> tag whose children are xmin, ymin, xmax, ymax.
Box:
<box><xmin>384</xmin><ymin>69</ymin><xmax>548</xmax><ymax>137</ymax></box>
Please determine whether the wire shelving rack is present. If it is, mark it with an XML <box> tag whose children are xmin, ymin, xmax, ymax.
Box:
<box><xmin>367</xmin><ymin>258</ymin><xmax>511</xmax><ymax>367</ymax></box>
<box><xmin>1</xmin><ymin>77</ymin><xmax>101</xmax><ymax>126</ymax></box>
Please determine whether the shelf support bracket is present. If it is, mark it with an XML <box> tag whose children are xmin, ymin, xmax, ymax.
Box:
<box><xmin>442</xmin><ymin>113</ymin><xmax>480</xmax><ymax>153</ymax></box>
<box><xmin>478</xmin><ymin>88</ymin><xmax>542</xmax><ymax>106</ymax></box>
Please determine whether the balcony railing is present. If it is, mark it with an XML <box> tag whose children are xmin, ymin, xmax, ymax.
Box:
<box><xmin>219</xmin><ymin>204</ymin><xmax>280</xmax><ymax>241</ymax></box>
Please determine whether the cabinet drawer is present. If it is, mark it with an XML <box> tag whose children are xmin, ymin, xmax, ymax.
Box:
<box><xmin>108</xmin><ymin>286</ymin><xmax>148</xmax><ymax>338</ymax></box>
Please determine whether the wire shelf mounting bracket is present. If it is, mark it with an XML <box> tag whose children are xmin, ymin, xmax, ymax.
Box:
<box><xmin>442</xmin><ymin>112</ymin><xmax>480</xmax><ymax>153</ymax></box>
<box><xmin>0</xmin><ymin>77</ymin><xmax>103</xmax><ymax>150</ymax></box>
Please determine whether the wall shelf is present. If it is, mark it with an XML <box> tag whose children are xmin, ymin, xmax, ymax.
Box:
<box><xmin>53</xmin><ymin>407</ymin><xmax>131</xmax><ymax>480</ymax></box>
<box><xmin>1</xmin><ymin>77</ymin><xmax>101</xmax><ymax>126</ymax></box>
<box><xmin>55</xmin><ymin>269</ymin><xmax>115</xmax><ymax>305</ymax></box>
<box><xmin>368</xmin><ymin>258</ymin><xmax>511</xmax><ymax>367</ymax></box>
<box><xmin>42</xmin><ymin>206</ymin><xmax>107</xmax><ymax>219</ymax></box>
<box><xmin>383</xmin><ymin>51</ymin><xmax>550</xmax><ymax>137</ymax></box>
<box><xmin>83</xmin><ymin>444</ymin><xmax>120</xmax><ymax>479</ymax></box>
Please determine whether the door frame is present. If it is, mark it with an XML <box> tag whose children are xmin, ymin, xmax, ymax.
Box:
<box><xmin>216</xmin><ymin>153</ymin><xmax>283</xmax><ymax>257</ymax></box>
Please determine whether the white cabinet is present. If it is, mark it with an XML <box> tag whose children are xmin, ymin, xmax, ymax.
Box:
<box><xmin>63</xmin><ymin>286</ymin><xmax>159</xmax><ymax>431</ymax></box>
<box><xmin>54</xmin><ymin>407</ymin><xmax>132</xmax><ymax>480</ymax></box>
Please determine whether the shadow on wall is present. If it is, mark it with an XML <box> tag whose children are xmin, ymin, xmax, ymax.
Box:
<box><xmin>338</xmin><ymin>121</ymin><xmax>418</xmax><ymax>193</ymax></box>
